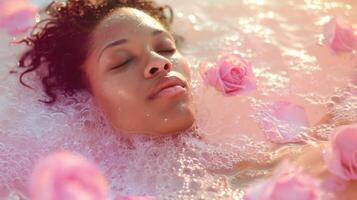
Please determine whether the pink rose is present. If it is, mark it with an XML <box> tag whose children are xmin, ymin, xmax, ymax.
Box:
<box><xmin>322</xmin><ymin>17</ymin><xmax>357</xmax><ymax>52</ymax></box>
<box><xmin>244</xmin><ymin>160</ymin><xmax>320</xmax><ymax>200</ymax></box>
<box><xmin>0</xmin><ymin>0</ymin><xmax>38</xmax><ymax>35</ymax></box>
<box><xmin>323</xmin><ymin>124</ymin><xmax>357</xmax><ymax>181</ymax></box>
<box><xmin>200</xmin><ymin>54</ymin><xmax>257</xmax><ymax>96</ymax></box>
<box><xmin>115</xmin><ymin>196</ymin><xmax>156</xmax><ymax>200</ymax></box>
<box><xmin>29</xmin><ymin>151</ymin><xmax>108</xmax><ymax>200</ymax></box>
<box><xmin>260</xmin><ymin>101</ymin><xmax>310</xmax><ymax>144</ymax></box>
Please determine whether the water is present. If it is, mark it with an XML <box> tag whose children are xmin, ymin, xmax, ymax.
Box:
<box><xmin>0</xmin><ymin>0</ymin><xmax>357</xmax><ymax>199</ymax></box>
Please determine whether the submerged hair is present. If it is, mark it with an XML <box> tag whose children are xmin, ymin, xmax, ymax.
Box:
<box><xmin>17</xmin><ymin>0</ymin><xmax>174</xmax><ymax>104</ymax></box>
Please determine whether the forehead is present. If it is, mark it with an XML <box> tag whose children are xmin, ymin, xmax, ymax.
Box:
<box><xmin>90</xmin><ymin>8</ymin><xmax>165</xmax><ymax>48</ymax></box>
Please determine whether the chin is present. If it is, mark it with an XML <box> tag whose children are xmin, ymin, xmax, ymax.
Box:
<box><xmin>156</xmin><ymin>111</ymin><xmax>196</xmax><ymax>136</ymax></box>
<box><xmin>114</xmin><ymin>103</ymin><xmax>196</xmax><ymax>137</ymax></box>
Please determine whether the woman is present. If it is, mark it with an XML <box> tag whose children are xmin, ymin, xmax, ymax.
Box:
<box><xmin>18</xmin><ymin>0</ymin><xmax>195</xmax><ymax>136</ymax></box>
<box><xmin>17</xmin><ymin>0</ymin><xmax>357</xmax><ymax>199</ymax></box>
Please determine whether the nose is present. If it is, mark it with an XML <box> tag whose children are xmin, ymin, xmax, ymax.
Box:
<box><xmin>144</xmin><ymin>52</ymin><xmax>172</xmax><ymax>79</ymax></box>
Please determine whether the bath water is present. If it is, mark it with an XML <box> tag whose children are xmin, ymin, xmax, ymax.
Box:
<box><xmin>0</xmin><ymin>0</ymin><xmax>357</xmax><ymax>199</ymax></box>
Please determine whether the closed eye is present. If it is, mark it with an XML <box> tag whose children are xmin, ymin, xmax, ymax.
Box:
<box><xmin>110</xmin><ymin>58</ymin><xmax>133</xmax><ymax>70</ymax></box>
<box><xmin>158</xmin><ymin>49</ymin><xmax>176</xmax><ymax>55</ymax></box>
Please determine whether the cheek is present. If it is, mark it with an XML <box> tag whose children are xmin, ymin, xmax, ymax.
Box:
<box><xmin>91</xmin><ymin>80</ymin><xmax>149</xmax><ymax>128</ymax></box>
<box><xmin>89</xmin><ymin>73</ymin><xmax>138</xmax><ymax>112</ymax></box>
<box><xmin>98</xmin><ymin>81</ymin><xmax>139</xmax><ymax>108</ymax></box>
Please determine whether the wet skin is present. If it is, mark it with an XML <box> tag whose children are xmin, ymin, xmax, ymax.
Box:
<box><xmin>82</xmin><ymin>8</ymin><xmax>195</xmax><ymax>136</ymax></box>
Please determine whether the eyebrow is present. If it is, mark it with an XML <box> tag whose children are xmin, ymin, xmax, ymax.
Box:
<box><xmin>98</xmin><ymin>29</ymin><xmax>167</xmax><ymax>60</ymax></box>
<box><xmin>98</xmin><ymin>39</ymin><xmax>128</xmax><ymax>59</ymax></box>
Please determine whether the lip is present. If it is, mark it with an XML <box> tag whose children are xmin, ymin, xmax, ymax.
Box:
<box><xmin>148</xmin><ymin>76</ymin><xmax>187</xmax><ymax>99</ymax></box>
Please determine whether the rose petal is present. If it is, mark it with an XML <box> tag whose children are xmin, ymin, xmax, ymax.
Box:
<box><xmin>273</xmin><ymin>101</ymin><xmax>309</xmax><ymax>127</ymax></box>
<box><xmin>244</xmin><ymin>180</ymin><xmax>270</xmax><ymax>200</ymax></box>
<box><xmin>244</xmin><ymin>160</ymin><xmax>320</xmax><ymax>200</ymax></box>
<box><xmin>324</xmin><ymin>124</ymin><xmax>357</xmax><ymax>181</ymax></box>
<box><xmin>29</xmin><ymin>151</ymin><xmax>108</xmax><ymax>200</ymax></box>
<box><xmin>204</xmin><ymin>67</ymin><xmax>227</xmax><ymax>93</ymax></box>
<box><xmin>0</xmin><ymin>0</ymin><xmax>38</xmax><ymax>35</ymax></box>
<box><xmin>258</xmin><ymin>101</ymin><xmax>309</xmax><ymax>144</ymax></box>
<box><xmin>323</xmin><ymin>17</ymin><xmax>357</xmax><ymax>52</ymax></box>
<box><xmin>324</xmin><ymin>145</ymin><xmax>347</xmax><ymax>181</ymax></box>
<box><xmin>320</xmin><ymin>174</ymin><xmax>346</xmax><ymax>192</ymax></box>
<box><xmin>200</xmin><ymin>54</ymin><xmax>257</xmax><ymax>96</ymax></box>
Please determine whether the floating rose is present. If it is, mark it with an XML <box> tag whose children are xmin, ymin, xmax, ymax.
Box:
<box><xmin>29</xmin><ymin>151</ymin><xmax>108</xmax><ymax>200</ymax></box>
<box><xmin>200</xmin><ymin>54</ymin><xmax>257</xmax><ymax>96</ymax></box>
<box><xmin>244</xmin><ymin>160</ymin><xmax>320</xmax><ymax>200</ymax></box>
<box><xmin>322</xmin><ymin>17</ymin><xmax>357</xmax><ymax>52</ymax></box>
<box><xmin>323</xmin><ymin>124</ymin><xmax>357</xmax><ymax>181</ymax></box>
<box><xmin>0</xmin><ymin>0</ymin><xmax>38</xmax><ymax>35</ymax></box>
<box><xmin>259</xmin><ymin>101</ymin><xmax>310</xmax><ymax>144</ymax></box>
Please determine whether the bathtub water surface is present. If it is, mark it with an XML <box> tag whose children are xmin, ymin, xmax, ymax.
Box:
<box><xmin>0</xmin><ymin>0</ymin><xmax>357</xmax><ymax>199</ymax></box>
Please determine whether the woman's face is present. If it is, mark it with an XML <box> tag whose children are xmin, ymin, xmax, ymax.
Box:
<box><xmin>83</xmin><ymin>8</ymin><xmax>195</xmax><ymax>136</ymax></box>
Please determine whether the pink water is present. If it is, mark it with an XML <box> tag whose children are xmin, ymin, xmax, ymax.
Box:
<box><xmin>0</xmin><ymin>0</ymin><xmax>357</xmax><ymax>199</ymax></box>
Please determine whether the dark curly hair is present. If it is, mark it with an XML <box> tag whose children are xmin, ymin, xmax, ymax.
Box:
<box><xmin>17</xmin><ymin>0</ymin><xmax>174</xmax><ymax>104</ymax></box>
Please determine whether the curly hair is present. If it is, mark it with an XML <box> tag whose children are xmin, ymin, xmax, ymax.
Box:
<box><xmin>17</xmin><ymin>0</ymin><xmax>174</xmax><ymax>104</ymax></box>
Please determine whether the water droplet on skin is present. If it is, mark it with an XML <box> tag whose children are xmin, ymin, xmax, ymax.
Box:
<box><xmin>193</xmin><ymin>25</ymin><xmax>201</xmax><ymax>31</ymax></box>
<box><xmin>117</xmin><ymin>107</ymin><xmax>122</xmax><ymax>112</ymax></box>
<box><xmin>188</xmin><ymin>14</ymin><xmax>198</xmax><ymax>24</ymax></box>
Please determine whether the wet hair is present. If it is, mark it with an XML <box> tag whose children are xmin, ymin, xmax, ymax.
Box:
<box><xmin>17</xmin><ymin>0</ymin><xmax>174</xmax><ymax>104</ymax></box>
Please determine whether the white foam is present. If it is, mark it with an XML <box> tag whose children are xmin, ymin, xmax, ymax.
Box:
<box><xmin>1</xmin><ymin>0</ymin><xmax>357</xmax><ymax>199</ymax></box>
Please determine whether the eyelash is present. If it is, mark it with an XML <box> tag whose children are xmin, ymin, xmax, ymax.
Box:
<box><xmin>111</xmin><ymin>48</ymin><xmax>176</xmax><ymax>70</ymax></box>
<box><xmin>158</xmin><ymin>48</ymin><xmax>176</xmax><ymax>54</ymax></box>
<box><xmin>111</xmin><ymin>58</ymin><xmax>133</xmax><ymax>70</ymax></box>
